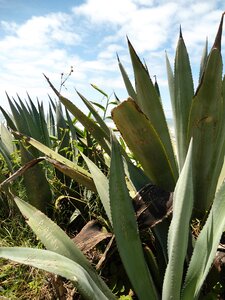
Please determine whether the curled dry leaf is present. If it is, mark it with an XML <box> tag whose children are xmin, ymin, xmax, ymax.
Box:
<box><xmin>72</xmin><ymin>220</ymin><xmax>112</xmax><ymax>254</ymax></box>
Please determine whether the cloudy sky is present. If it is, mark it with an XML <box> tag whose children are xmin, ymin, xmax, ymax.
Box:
<box><xmin>0</xmin><ymin>0</ymin><xmax>224</xmax><ymax>116</ymax></box>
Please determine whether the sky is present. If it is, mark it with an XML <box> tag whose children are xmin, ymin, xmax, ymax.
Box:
<box><xmin>0</xmin><ymin>0</ymin><xmax>224</xmax><ymax>117</ymax></box>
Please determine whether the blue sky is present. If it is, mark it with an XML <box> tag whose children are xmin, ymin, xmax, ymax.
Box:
<box><xmin>0</xmin><ymin>0</ymin><xmax>224</xmax><ymax>116</ymax></box>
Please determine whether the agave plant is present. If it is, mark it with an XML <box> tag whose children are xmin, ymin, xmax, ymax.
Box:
<box><xmin>0</xmin><ymin>95</ymin><xmax>53</xmax><ymax>213</ymax></box>
<box><xmin>0</xmin><ymin>94</ymin><xmax>100</xmax><ymax>215</ymax></box>
<box><xmin>1</xmin><ymin>12</ymin><xmax>225</xmax><ymax>300</ymax></box>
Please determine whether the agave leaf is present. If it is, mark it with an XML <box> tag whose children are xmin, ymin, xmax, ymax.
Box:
<box><xmin>199</xmin><ymin>38</ymin><xmax>208</xmax><ymax>83</ymax></box>
<box><xmin>117</xmin><ymin>54</ymin><xmax>137</xmax><ymax>101</ymax></box>
<box><xmin>13</xmin><ymin>196</ymin><xmax>116</xmax><ymax>299</ymax></box>
<box><xmin>127</xmin><ymin>39</ymin><xmax>178</xmax><ymax>181</ymax></box>
<box><xmin>0</xmin><ymin>123</ymin><xmax>15</xmax><ymax>154</ymax></box>
<box><xmin>182</xmin><ymin>178</ymin><xmax>225</xmax><ymax>299</ymax></box>
<box><xmin>162</xmin><ymin>140</ymin><xmax>193</xmax><ymax>299</ymax></box>
<box><xmin>20</xmin><ymin>153</ymin><xmax>52</xmax><ymax>214</ymax></box>
<box><xmin>56</xmin><ymin>102</ymin><xmax>68</xmax><ymax>137</ymax></box>
<box><xmin>37</xmin><ymin>100</ymin><xmax>52</xmax><ymax>147</ymax></box>
<box><xmin>4</xmin><ymin>97</ymin><xmax>52</xmax><ymax>213</ymax></box>
<box><xmin>21</xmin><ymin>149</ymin><xmax>52</xmax><ymax>214</ymax></box>
<box><xmin>44</xmin><ymin>75</ymin><xmax>111</xmax><ymax>156</ymax></box>
<box><xmin>90</xmin><ymin>101</ymin><xmax>105</xmax><ymax>111</ymax></box>
<box><xmin>123</xmin><ymin>158</ymin><xmax>150</xmax><ymax>192</ymax></box>
<box><xmin>109</xmin><ymin>133</ymin><xmax>159</xmax><ymax>300</ymax></box>
<box><xmin>153</xmin><ymin>76</ymin><xmax>161</xmax><ymax>99</ymax></box>
<box><xmin>165</xmin><ymin>53</ymin><xmax>175</xmax><ymax>113</ymax></box>
<box><xmin>165</xmin><ymin>53</ymin><xmax>177</xmax><ymax>161</ymax></box>
<box><xmin>217</xmin><ymin>158</ymin><xmax>225</xmax><ymax>191</ymax></box>
<box><xmin>7</xmin><ymin>96</ymin><xmax>28</xmax><ymax>134</ymax></box>
<box><xmin>55</xmin><ymin>101</ymin><xmax>71</xmax><ymax>170</ymax></box>
<box><xmin>0</xmin><ymin>100</ymin><xmax>17</xmax><ymax>131</ymax></box>
<box><xmin>0</xmin><ymin>140</ymin><xmax>13</xmax><ymax>172</ymax></box>
<box><xmin>77</xmin><ymin>91</ymin><xmax>110</xmax><ymax>140</ymax></box>
<box><xmin>10</xmin><ymin>95</ymin><xmax>50</xmax><ymax>148</ymax></box>
<box><xmin>59</xmin><ymin>95</ymin><xmax>111</xmax><ymax>155</ymax></box>
<box><xmin>48</xmin><ymin>95</ymin><xmax>56</xmax><ymax>111</ymax></box>
<box><xmin>144</xmin><ymin>245</ymin><xmax>161</xmax><ymax>290</ymax></box>
<box><xmin>0</xmin><ymin>247</ymin><xmax>110</xmax><ymax>300</ymax></box>
<box><xmin>0</xmin><ymin>95</ymin><xmax>53</xmax><ymax>213</ymax></box>
<box><xmin>65</xmin><ymin>109</ymin><xmax>78</xmax><ymax>141</ymax></box>
<box><xmin>47</xmin><ymin>103</ymin><xmax>56</xmax><ymax>137</ymax></box>
<box><xmin>173</xmin><ymin>29</ymin><xmax>194</xmax><ymax>170</ymax></box>
<box><xmin>187</xmin><ymin>13</ymin><xmax>225</xmax><ymax>214</ymax></box>
<box><xmin>91</xmin><ymin>83</ymin><xmax>108</xmax><ymax>97</ymax></box>
<box><xmin>81</xmin><ymin>152</ymin><xmax>112</xmax><ymax>226</ymax></box>
<box><xmin>15</xmin><ymin>132</ymin><xmax>96</xmax><ymax>192</ymax></box>
<box><xmin>217</xmin><ymin>76</ymin><xmax>225</xmax><ymax>190</ymax></box>
<box><xmin>64</xmin><ymin>109</ymin><xmax>80</xmax><ymax>159</ymax></box>
<box><xmin>151</xmin><ymin>218</ymin><xmax>170</xmax><ymax>270</ymax></box>
<box><xmin>112</xmin><ymin>98</ymin><xmax>176</xmax><ymax>191</ymax></box>
<box><xmin>16</xmin><ymin>96</ymin><xmax>38</xmax><ymax>140</ymax></box>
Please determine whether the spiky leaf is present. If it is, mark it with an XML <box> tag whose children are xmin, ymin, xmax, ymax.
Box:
<box><xmin>109</xmin><ymin>133</ymin><xmax>159</xmax><ymax>300</ymax></box>
<box><xmin>112</xmin><ymin>98</ymin><xmax>176</xmax><ymax>191</ymax></box>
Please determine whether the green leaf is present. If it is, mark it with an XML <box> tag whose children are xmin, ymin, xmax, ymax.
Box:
<box><xmin>0</xmin><ymin>247</ymin><xmax>110</xmax><ymax>300</ymax></box>
<box><xmin>0</xmin><ymin>121</ymin><xmax>15</xmax><ymax>154</ymax></box>
<box><xmin>153</xmin><ymin>76</ymin><xmax>161</xmax><ymax>99</ymax></box>
<box><xmin>90</xmin><ymin>101</ymin><xmax>106</xmax><ymax>111</ymax></box>
<box><xmin>0</xmin><ymin>99</ymin><xmax>17</xmax><ymax>131</ymax></box>
<box><xmin>182</xmin><ymin>178</ymin><xmax>225</xmax><ymax>299</ymax></box>
<box><xmin>165</xmin><ymin>53</ymin><xmax>175</xmax><ymax>114</ymax></box>
<box><xmin>13</xmin><ymin>196</ymin><xmax>116</xmax><ymax>299</ymax></box>
<box><xmin>0</xmin><ymin>95</ymin><xmax>53</xmax><ymax>213</ymax></box>
<box><xmin>65</xmin><ymin>109</ymin><xmax>78</xmax><ymax>142</ymax></box>
<box><xmin>60</xmin><ymin>95</ymin><xmax>111</xmax><ymax>155</ymax></box>
<box><xmin>162</xmin><ymin>140</ymin><xmax>193</xmax><ymax>299</ymax></box>
<box><xmin>0</xmin><ymin>140</ymin><xmax>13</xmax><ymax>172</ymax></box>
<box><xmin>199</xmin><ymin>38</ymin><xmax>208</xmax><ymax>83</ymax></box>
<box><xmin>56</xmin><ymin>101</ymin><xmax>70</xmax><ymax>152</ymax></box>
<box><xmin>81</xmin><ymin>152</ymin><xmax>112</xmax><ymax>226</ymax></box>
<box><xmin>216</xmin><ymin>75</ymin><xmax>225</xmax><ymax>190</ymax></box>
<box><xmin>91</xmin><ymin>83</ymin><xmax>108</xmax><ymax>97</ymax></box>
<box><xmin>173</xmin><ymin>29</ymin><xmax>194</xmax><ymax>170</ymax></box>
<box><xmin>16</xmin><ymin>133</ymin><xmax>96</xmax><ymax>192</ymax></box>
<box><xmin>117</xmin><ymin>54</ymin><xmax>137</xmax><ymax>101</ymax></box>
<box><xmin>187</xmin><ymin>13</ymin><xmax>225</xmax><ymax>214</ymax></box>
<box><xmin>47</xmin><ymin>103</ymin><xmax>56</xmax><ymax>137</ymax></box>
<box><xmin>123</xmin><ymin>158</ymin><xmax>150</xmax><ymax>192</ymax></box>
<box><xmin>77</xmin><ymin>91</ymin><xmax>110</xmax><ymax>140</ymax></box>
<box><xmin>112</xmin><ymin>98</ymin><xmax>176</xmax><ymax>191</ymax></box>
<box><xmin>12</xmin><ymin>95</ymin><xmax>50</xmax><ymax>147</ymax></box>
<box><xmin>44</xmin><ymin>74</ymin><xmax>111</xmax><ymax>155</ymax></box>
<box><xmin>127</xmin><ymin>39</ymin><xmax>178</xmax><ymax>181</ymax></box>
<box><xmin>109</xmin><ymin>133</ymin><xmax>159</xmax><ymax>300</ymax></box>
<box><xmin>28</xmin><ymin>95</ymin><xmax>51</xmax><ymax>147</ymax></box>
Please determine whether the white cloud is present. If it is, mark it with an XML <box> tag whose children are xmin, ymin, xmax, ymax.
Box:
<box><xmin>73</xmin><ymin>0</ymin><xmax>137</xmax><ymax>25</ymax></box>
<box><xmin>1</xmin><ymin>13</ymin><xmax>81</xmax><ymax>49</ymax></box>
<box><xmin>98</xmin><ymin>44</ymin><xmax>124</xmax><ymax>59</ymax></box>
<box><xmin>0</xmin><ymin>20</ymin><xmax>18</xmax><ymax>33</ymax></box>
<box><xmin>74</xmin><ymin>0</ymin><xmax>224</xmax><ymax>53</ymax></box>
<box><xmin>132</xmin><ymin>0</ymin><xmax>154</xmax><ymax>5</ymax></box>
<box><xmin>0</xmin><ymin>12</ymin><xmax>85</xmax><ymax>109</ymax></box>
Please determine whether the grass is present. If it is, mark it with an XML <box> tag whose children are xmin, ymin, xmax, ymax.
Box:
<box><xmin>0</xmin><ymin>206</ymin><xmax>57</xmax><ymax>299</ymax></box>
<box><xmin>0</xmin><ymin>190</ymin><xmax>109</xmax><ymax>299</ymax></box>
<box><xmin>0</xmin><ymin>151</ymin><xmax>52</xmax><ymax>299</ymax></box>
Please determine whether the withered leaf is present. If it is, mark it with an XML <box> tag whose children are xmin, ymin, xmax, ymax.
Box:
<box><xmin>72</xmin><ymin>220</ymin><xmax>112</xmax><ymax>253</ymax></box>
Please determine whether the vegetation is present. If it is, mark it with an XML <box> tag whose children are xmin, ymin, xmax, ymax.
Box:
<box><xmin>1</xmin><ymin>12</ymin><xmax>225</xmax><ymax>300</ymax></box>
